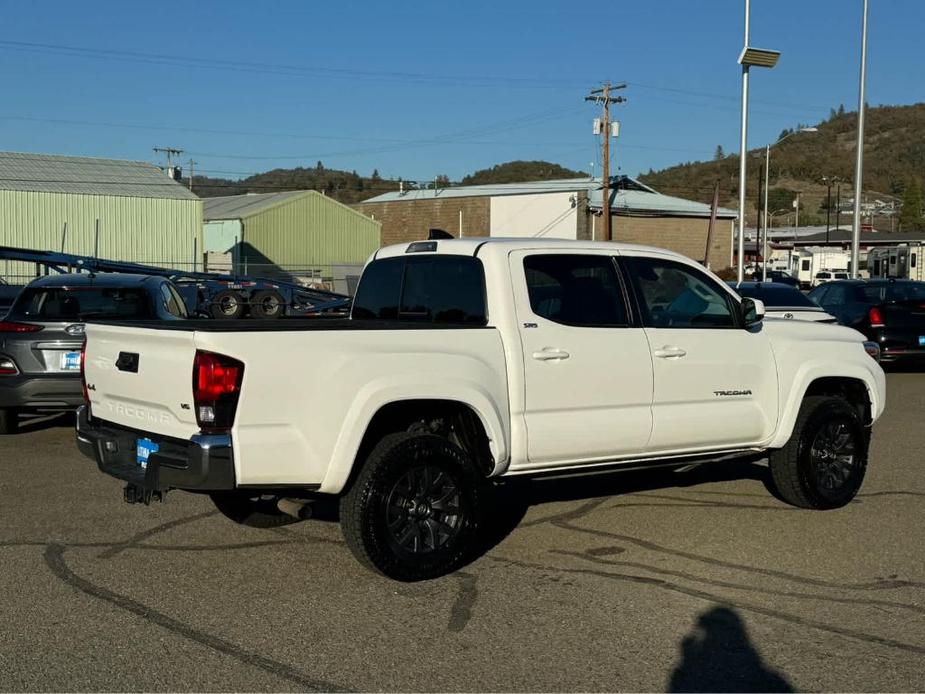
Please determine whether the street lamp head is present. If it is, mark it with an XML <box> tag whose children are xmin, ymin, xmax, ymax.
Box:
<box><xmin>738</xmin><ymin>46</ymin><xmax>781</xmax><ymax>68</ymax></box>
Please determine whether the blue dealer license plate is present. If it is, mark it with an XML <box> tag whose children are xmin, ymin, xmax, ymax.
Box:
<box><xmin>61</xmin><ymin>351</ymin><xmax>81</xmax><ymax>370</ymax></box>
<box><xmin>136</xmin><ymin>438</ymin><xmax>159</xmax><ymax>468</ymax></box>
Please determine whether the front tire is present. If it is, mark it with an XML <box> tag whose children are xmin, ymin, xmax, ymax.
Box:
<box><xmin>210</xmin><ymin>491</ymin><xmax>301</xmax><ymax>528</ymax></box>
<box><xmin>769</xmin><ymin>396</ymin><xmax>868</xmax><ymax>509</ymax></box>
<box><xmin>340</xmin><ymin>432</ymin><xmax>484</xmax><ymax>581</ymax></box>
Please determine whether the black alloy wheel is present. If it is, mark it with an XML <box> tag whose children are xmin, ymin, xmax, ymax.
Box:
<box><xmin>384</xmin><ymin>463</ymin><xmax>464</xmax><ymax>556</ymax></box>
<box><xmin>340</xmin><ymin>432</ymin><xmax>484</xmax><ymax>581</ymax></box>
<box><xmin>808</xmin><ymin>418</ymin><xmax>858</xmax><ymax>501</ymax></box>
<box><xmin>769</xmin><ymin>395</ymin><xmax>868</xmax><ymax>509</ymax></box>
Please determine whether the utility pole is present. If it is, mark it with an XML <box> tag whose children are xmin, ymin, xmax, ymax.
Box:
<box><xmin>585</xmin><ymin>82</ymin><xmax>626</xmax><ymax>241</ymax></box>
<box><xmin>823</xmin><ymin>176</ymin><xmax>834</xmax><ymax>245</ymax></box>
<box><xmin>794</xmin><ymin>191</ymin><xmax>801</xmax><ymax>229</ymax></box>
<box><xmin>154</xmin><ymin>146</ymin><xmax>184</xmax><ymax>177</ymax></box>
<box><xmin>188</xmin><ymin>159</ymin><xmax>197</xmax><ymax>191</ymax></box>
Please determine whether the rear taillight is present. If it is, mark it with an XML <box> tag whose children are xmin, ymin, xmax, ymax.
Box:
<box><xmin>0</xmin><ymin>321</ymin><xmax>43</xmax><ymax>333</ymax></box>
<box><xmin>0</xmin><ymin>356</ymin><xmax>18</xmax><ymax>375</ymax></box>
<box><xmin>868</xmin><ymin>306</ymin><xmax>885</xmax><ymax>328</ymax></box>
<box><xmin>79</xmin><ymin>341</ymin><xmax>89</xmax><ymax>406</ymax></box>
<box><xmin>193</xmin><ymin>350</ymin><xmax>244</xmax><ymax>432</ymax></box>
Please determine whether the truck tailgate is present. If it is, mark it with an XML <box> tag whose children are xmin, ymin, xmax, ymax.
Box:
<box><xmin>84</xmin><ymin>323</ymin><xmax>200</xmax><ymax>440</ymax></box>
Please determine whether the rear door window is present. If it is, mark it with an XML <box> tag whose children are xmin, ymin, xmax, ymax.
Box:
<box><xmin>523</xmin><ymin>254</ymin><xmax>629</xmax><ymax>327</ymax></box>
<box><xmin>13</xmin><ymin>286</ymin><xmax>154</xmax><ymax>320</ymax></box>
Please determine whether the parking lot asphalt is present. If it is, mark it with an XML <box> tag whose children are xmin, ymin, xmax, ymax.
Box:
<box><xmin>1</xmin><ymin>372</ymin><xmax>924</xmax><ymax>692</ymax></box>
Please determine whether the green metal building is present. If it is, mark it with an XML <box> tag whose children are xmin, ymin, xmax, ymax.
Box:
<box><xmin>202</xmin><ymin>191</ymin><xmax>381</xmax><ymax>284</ymax></box>
<box><xmin>0</xmin><ymin>151</ymin><xmax>202</xmax><ymax>281</ymax></box>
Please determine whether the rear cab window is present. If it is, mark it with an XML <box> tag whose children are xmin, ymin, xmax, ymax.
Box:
<box><xmin>11</xmin><ymin>285</ymin><xmax>155</xmax><ymax>321</ymax></box>
<box><xmin>352</xmin><ymin>255</ymin><xmax>487</xmax><ymax>325</ymax></box>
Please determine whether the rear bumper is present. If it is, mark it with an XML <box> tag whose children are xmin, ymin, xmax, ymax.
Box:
<box><xmin>0</xmin><ymin>373</ymin><xmax>83</xmax><ymax>409</ymax></box>
<box><xmin>75</xmin><ymin>406</ymin><xmax>235</xmax><ymax>491</ymax></box>
<box><xmin>871</xmin><ymin>329</ymin><xmax>925</xmax><ymax>361</ymax></box>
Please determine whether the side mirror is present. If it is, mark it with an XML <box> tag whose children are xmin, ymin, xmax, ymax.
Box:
<box><xmin>741</xmin><ymin>297</ymin><xmax>765</xmax><ymax>327</ymax></box>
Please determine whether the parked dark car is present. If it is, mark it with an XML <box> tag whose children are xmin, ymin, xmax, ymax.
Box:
<box><xmin>808</xmin><ymin>279</ymin><xmax>925</xmax><ymax>362</ymax></box>
<box><xmin>750</xmin><ymin>270</ymin><xmax>800</xmax><ymax>287</ymax></box>
<box><xmin>0</xmin><ymin>273</ymin><xmax>187</xmax><ymax>433</ymax></box>
<box><xmin>728</xmin><ymin>282</ymin><xmax>836</xmax><ymax>322</ymax></box>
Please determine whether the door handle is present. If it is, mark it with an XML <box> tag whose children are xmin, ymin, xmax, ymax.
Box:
<box><xmin>653</xmin><ymin>346</ymin><xmax>687</xmax><ymax>359</ymax></box>
<box><xmin>532</xmin><ymin>348</ymin><xmax>570</xmax><ymax>361</ymax></box>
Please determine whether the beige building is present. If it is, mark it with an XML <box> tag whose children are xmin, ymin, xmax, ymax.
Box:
<box><xmin>357</xmin><ymin>177</ymin><xmax>736</xmax><ymax>270</ymax></box>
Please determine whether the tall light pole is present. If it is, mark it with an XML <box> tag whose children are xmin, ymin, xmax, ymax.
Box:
<box><xmin>851</xmin><ymin>0</ymin><xmax>869</xmax><ymax>278</ymax></box>
<box><xmin>736</xmin><ymin>0</ymin><xmax>781</xmax><ymax>283</ymax></box>
<box><xmin>760</xmin><ymin>128</ymin><xmax>817</xmax><ymax>280</ymax></box>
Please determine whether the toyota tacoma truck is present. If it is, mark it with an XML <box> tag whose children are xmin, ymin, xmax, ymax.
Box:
<box><xmin>76</xmin><ymin>239</ymin><xmax>886</xmax><ymax>581</ymax></box>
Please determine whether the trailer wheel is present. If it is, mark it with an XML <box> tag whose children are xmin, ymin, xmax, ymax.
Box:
<box><xmin>250</xmin><ymin>290</ymin><xmax>285</xmax><ymax>319</ymax></box>
<box><xmin>210</xmin><ymin>290</ymin><xmax>245</xmax><ymax>319</ymax></box>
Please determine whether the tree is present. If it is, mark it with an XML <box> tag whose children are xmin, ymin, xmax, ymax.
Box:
<box><xmin>837</xmin><ymin>103</ymin><xmax>846</xmax><ymax>117</ymax></box>
<box><xmin>371</xmin><ymin>169</ymin><xmax>381</xmax><ymax>182</ymax></box>
<box><xmin>899</xmin><ymin>179</ymin><xmax>924</xmax><ymax>230</ymax></box>
<box><xmin>714</xmin><ymin>145</ymin><xmax>725</xmax><ymax>160</ymax></box>
<box><xmin>767</xmin><ymin>187</ymin><xmax>798</xmax><ymax>214</ymax></box>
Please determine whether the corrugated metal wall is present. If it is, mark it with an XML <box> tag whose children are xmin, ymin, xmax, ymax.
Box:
<box><xmin>0</xmin><ymin>189</ymin><xmax>202</xmax><ymax>280</ymax></box>
<box><xmin>241</xmin><ymin>191</ymin><xmax>380</xmax><ymax>270</ymax></box>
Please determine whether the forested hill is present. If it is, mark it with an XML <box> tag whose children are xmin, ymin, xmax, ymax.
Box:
<box><xmin>637</xmin><ymin>103</ymin><xmax>925</xmax><ymax>225</ymax></box>
<box><xmin>192</xmin><ymin>160</ymin><xmax>586</xmax><ymax>204</ymax></box>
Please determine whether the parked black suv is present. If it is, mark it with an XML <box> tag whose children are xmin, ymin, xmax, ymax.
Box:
<box><xmin>809</xmin><ymin>279</ymin><xmax>925</xmax><ymax>362</ymax></box>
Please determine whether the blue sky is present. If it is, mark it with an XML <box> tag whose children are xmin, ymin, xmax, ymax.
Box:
<box><xmin>0</xmin><ymin>0</ymin><xmax>920</xmax><ymax>186</ymax></box>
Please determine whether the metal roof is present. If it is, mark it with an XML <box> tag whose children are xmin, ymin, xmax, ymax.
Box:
<box><xmin>788</xmin><ymin>230</ymin><xmax>925</xmax><ymax>245</ymax></box>
<box><xmin>362</xmin><ymin>175</ymin><xmax>735</xmax><ymax>219</ymax></box>
<box><xmin>0</xmin><ymin>151</ymin><xmax>199</xmax><ymax>200</ymax></box>
<box><xmin>202</xmin><ymin>190</ymin><xmax>313</xmax><ymax>220</ymax></box>
<box><xmin>589</xmin><ymin>188</ymin><xmax>738</xmax><ymax>219</ymax></box>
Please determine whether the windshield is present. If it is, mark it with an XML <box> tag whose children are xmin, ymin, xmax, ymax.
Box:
<box><xmin>11</xmin><ymin>286</ymin><xmax>155</xmax><ymax>321</ymax></box>
<box><xmin>816</xmin><ymin>272</ymin><xmax>831</xmax><ymax>279</ymax></box>
<box><xmin>734</xmin><ymin>284</ymin><xmax>817</xmax><ymax>308</ymax></box>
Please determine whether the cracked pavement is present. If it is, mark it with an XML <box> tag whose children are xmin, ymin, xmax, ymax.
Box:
<box><xmin>1</xmin><ymin>371</ymin><xmax>923</xmax><ymax>691</ymax></box>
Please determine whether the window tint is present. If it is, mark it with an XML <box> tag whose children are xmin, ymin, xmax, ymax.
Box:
<box><xmin>13</xmin><ymin>286</ymin><xmax>154</xmax><ymax>320</ymax></box>
<box><xmin>400</xmin><ymin>257</ymin><xmax>486</xmax><ymax>324</ymax></box>
<box><xmin>351</xmin><ymin>257</ymin><xmax>403</xmax><ymax>320</ymax></box>
<box><xmin>627</xmin><ymin>257</ymin><xmax>735</xmax><ymax>328</ymax></box>
<box><xmin>351</xmin><ymin>255</ymin><xmax>487</xmax><ymax>324</ymax></box>
<box><xmin>523</xmin><ymin>254</ymin><xmax>628</xmax><ymax>327</ymax></box>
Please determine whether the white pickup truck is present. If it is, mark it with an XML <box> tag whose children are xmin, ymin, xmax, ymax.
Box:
<box><xmin>77</xmin><ymin>238</ymin><xmax>886</xmax><ymax>581</ymax></box>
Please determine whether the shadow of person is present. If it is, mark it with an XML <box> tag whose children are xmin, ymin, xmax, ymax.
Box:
<box><xmin>669</xmin><ymin>606</ymin><xmax>793</xmax><ymax>692</ymax></box>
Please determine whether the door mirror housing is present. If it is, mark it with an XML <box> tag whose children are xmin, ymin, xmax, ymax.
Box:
<box><xmin>741</xmin><ymin>297</ymin><xmax>765</xmax><ymax>327</ymax></box>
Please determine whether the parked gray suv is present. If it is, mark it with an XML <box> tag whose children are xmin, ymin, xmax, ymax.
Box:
<box><xmin>0</xmin><ymin>273</ymin><xmax>188</xmax><ymax>433</ymax></box>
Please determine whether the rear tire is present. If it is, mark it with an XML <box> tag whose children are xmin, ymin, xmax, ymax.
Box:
<box><xmin>769</xmin><ymin>396</ymin><xmax>868</xmax><ymax>509</ymax></box>
<box><xmin>209</xmin><ymin>290</ymin><xmax>245</xmax><ymax>320</ymax></box>
<box><xmin>250</xmin><ymin>290</ymin><xmax>285</xmax><ymax>319</ymax></box>
<box><xmin>0</xmin><ymin>408</ymin><xmax>18</xmax><ymax>435</ymax></box>
<box><xmin>210</xmin><ymin>491</ymin><xmax>301</xmax><ymax>528</ymax></box>
<box><xmin>340</xmin><ymin>432</ymin><xmax>484</xmax><ymax>581</ymax></box>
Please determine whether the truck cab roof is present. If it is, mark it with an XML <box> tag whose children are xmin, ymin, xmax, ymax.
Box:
<box><xmin>374</xmin><ymin>237</ymin><xmax>693</xmax><ymax>263</ymax></box>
